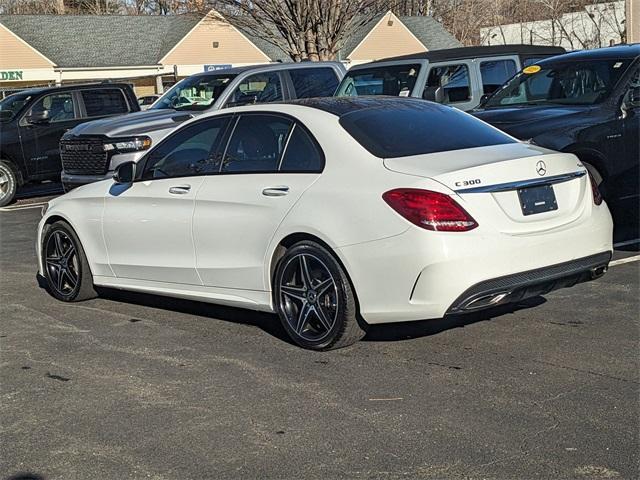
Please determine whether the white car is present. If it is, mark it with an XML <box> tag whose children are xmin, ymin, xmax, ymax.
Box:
<box><xmin>37</xmin><ymin>98</ymin><xmax>613</xmax><ymax>350</ymax></box>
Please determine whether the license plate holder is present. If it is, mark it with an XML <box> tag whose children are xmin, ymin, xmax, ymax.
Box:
<box><xmin>517</xmin><ymin>184</ymin><xmax>558</xmax><ymax>216</ymax></box>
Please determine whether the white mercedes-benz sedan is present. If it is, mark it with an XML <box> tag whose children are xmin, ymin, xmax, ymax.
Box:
<box><xmin>37</xmin><ymin>98</ymin><xmax>613</xmax><ymax>350</ymax></box>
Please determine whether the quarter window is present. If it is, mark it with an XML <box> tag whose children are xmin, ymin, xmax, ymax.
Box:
<box><xmin>222</xmin><ymin>114</ymin><xmax>293</xmax><ymax>173</ymax></box>
<box><xmin>279</xmin><ymin>125</ymin><xmax>323</xmax><ymax>172</ymax></box>
<box><xmin>29</xmin><ymin>92</ymin><xmax>76</xmax><ymax>122</ymax></box>
<box><xmin>81</xmin><ymin>89</ymin><xmax>129</xmax><ymax>117</ymax></box>
<box><xmin>142</xmin><ymin>117</ymin><xmax>231</xmax><ymax>180</ymax></box>
<box><xmin>289</xmin><ymin>68</ymin><xmax>339</xmax><ymax>98</ymax></box>
<box><xmin>226</xmin><ymin>72</ymin><xmax>283</xmax><ymax>107</ymax></box>
<box><xmin>480</xmin><ymin>60</ymin><xmax>517</xmax><ymax>94</ymax></box>
<box><xmin>425</xmin><ymin>64</ymin><xmax>471</xmax><ymax>103</ymax></box>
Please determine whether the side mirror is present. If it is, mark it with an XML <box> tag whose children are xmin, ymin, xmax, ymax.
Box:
<box><xmin>479</xmin><ymin>93</ymin><xmax>490</xmax><ymax>107</ymax></box>
<box><xmin>113</xmin><ymin>161</ymin><xmax>136</xmax><ymax>184</ymax></box>
<box><xmin>422</xmin><ymin>86</ymin><xmax>444</xmax><ymax>104</ymax></box>
<box><xmin>26</xmin><ymin>110</ymin><xmax>50</xmax><ymax>124</ymax></box>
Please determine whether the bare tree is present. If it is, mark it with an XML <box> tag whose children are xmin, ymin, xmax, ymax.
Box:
<box><xmin>211</xmin><ymin>0</ymin><xmax>387</xmax><ymax>61</ymax></box>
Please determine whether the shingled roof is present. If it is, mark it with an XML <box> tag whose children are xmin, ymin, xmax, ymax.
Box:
<box><xmin>0</xmin><ymin>14</ymin><xmax>200</xmax><ymax>67</ymax></box>
<box><xmin>0</xmin><ymin>12</ymin><xmax>461</xmax><ymax>67</ymax></box>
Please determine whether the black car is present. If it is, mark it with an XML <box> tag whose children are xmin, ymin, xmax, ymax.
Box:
<box><xmin>473</xmin><ymin>44</ymin><xmax>639</xmax><ymax>235</ymax></box>
<box><xmin>0</xmin><ymin>83</ymin><xmax>139</xmax><ymax>207</ymax></box>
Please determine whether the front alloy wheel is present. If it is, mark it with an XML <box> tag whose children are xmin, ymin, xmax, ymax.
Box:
<box><xmin>274</xmin><ymin>241</ymin><xmax>366</xmax><ymax>350</ymax></box>
<box><xmin>42</xmin><ymin>221</ymin><xmax>97</xmax><ymax>302</ymax></box>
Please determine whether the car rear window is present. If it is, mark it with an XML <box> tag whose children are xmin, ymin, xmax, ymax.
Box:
<box><xmin>339</xmin><ymin>102</ymin><xmax>516</xmax><ymax>158</ymax></box>
<box><xmin>289</xmin><ymin>67</ymin><xmax>339</xmax><ymax>98</ymax></box>
<box><xmin>81</xmin><ymin>88</ymin><xmax>129</xmax><ymax>117</ymax></box>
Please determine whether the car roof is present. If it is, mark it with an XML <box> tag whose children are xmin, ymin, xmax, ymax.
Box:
<box><xmin>282</xmin><ymin>96</ymin><xmax>446</xmax><ymax>117</ymax></box>
<box><xmin>189</xmin><ymin>61</ymin><xmax>343</xmax><ymax>78</ymax></box>
<box><xmin>535</xmin><ymin>43</ymin><xmax>640</xmax><ymax>64</ymax></box>
<box><xmin>368</xmin><ymin>44</ymin><xmax>566</xmax><ymax>65</ymax></box>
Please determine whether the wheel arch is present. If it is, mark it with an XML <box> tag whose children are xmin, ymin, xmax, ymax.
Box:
<box><xmin>266</xmin><ymin>231</ymin><xmax>362</xmax><ymax>316</ymax></box>
<box><xmin>561</xmin><ymin>144</ymin><xmax>609</xmax><ymax>180</ymax></box>
<box><xmin>0</xmin><ymin>155</ymin><xmax>26</xmax><ymax>186</ymax></box>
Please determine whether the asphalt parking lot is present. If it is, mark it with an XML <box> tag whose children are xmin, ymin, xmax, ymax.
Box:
<box><xmin>1</xmin><ymin>189</ymin><xmax>638</xmax><ymax>480</ymax></box>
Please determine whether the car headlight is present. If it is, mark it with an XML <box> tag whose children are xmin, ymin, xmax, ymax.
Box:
<box><xmin>103</xmin><ymin>136</ymin><xmax>152</xmax><ymax>153</ymax></box>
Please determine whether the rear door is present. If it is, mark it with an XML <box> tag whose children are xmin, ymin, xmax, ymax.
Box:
<box><xmin>193</xmin><ymin>113</ymin><xmax>324</xmax><ymax>290</ymax></box>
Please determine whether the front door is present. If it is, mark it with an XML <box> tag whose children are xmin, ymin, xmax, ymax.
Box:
<box><xmin>18</xmin><ymin>91</ymin><xmax>84</xmax><ymax>177</ymax></box>
<box><xmin>102</xmin><ymin>116</ymin><xmax>232</xmax><ymax>285</ymax></box>
<box><xmin>193</xmin><ymin>113</ymin><xmax>324</xmax><ymax>291</ymax></box>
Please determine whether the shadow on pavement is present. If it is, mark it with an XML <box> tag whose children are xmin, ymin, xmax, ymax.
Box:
<box><xmin>98</xmin><ymin>286</ymin><xmax>547</xmax><ymax>346</ymax></box>
<box><xmin>364</xmin><ymin>296</ymin><xmax>546</xmax><ymax>342</ymax></box>
<box><xmin>4</xmin><ymin>473</ymin><xmax>46</xmax><ymax>480</ymax></box>
<box><xmin>97</xmin><ymin>287</ymin><xmax>293</xmax><ymax>345</ymax></box>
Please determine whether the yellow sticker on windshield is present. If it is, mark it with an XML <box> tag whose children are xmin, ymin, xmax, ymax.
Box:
<box><xmin>523</xmin><ymin>65</ymin><xmax>541</xmax><ymax>74</ymax></box>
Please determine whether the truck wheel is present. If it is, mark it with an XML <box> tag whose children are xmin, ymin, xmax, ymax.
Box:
<box><xmin>0</xmin><ymin>161</ymin><xmax>18</xmax><ymax>208</ymax></box>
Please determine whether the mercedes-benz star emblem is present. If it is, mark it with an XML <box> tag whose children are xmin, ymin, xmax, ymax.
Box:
<box><xmin>536</xmin><ymin>160</ymin><xmax>547</xmax><ymax>176</ymax></box>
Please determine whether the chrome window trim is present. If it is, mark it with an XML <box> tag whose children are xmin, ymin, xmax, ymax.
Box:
<box><xmin>455</xmin><ymin>170</ymin><xmax>587</xmax><ymax>194</ymax></box>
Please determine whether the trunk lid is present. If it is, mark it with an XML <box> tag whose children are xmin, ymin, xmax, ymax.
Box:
<box><xmin>383</xmin><ymin>143</ymin><xmax>590</xmax><ymax>234</ymax></box>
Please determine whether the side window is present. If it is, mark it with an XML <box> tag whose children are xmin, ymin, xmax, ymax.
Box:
<box><xmin>28</xmin><ymin>92</ymin><xmax>76</xmax><ymax>122</ymax></box>
<box><xmin>480</xmin><ymin>60</ymin><xmax>517</xmax><ymax>94</ymax></box>
<box><xmin>81</xmin><ymin>89</ymin><xmax>129</xmax><ymax>117</ymax></box>
<box><xmin>279</xmin><ymin>124</ymin><xmax>324</xmax><ymax>172</ymax></box>
<box><xmin>289</xmin><ymin>68</ymin><xmax>339</xmax><ymax>98</ymax></box>
<box><xmin>226</xmin><ymin>72</ymin><xmax>283</xmax><ymax>107</ymax></box>
<box><xmin>142</xmin><ymin>117</ymin><xmax>230</xmax><ymax>180</ymax></box>
<box><xmin>425</xmin><ymin>64</ymin><xmax>471</xmax><ymax>104</ymax></box>
<box><xmin>222</xmin><ymin>114</ymin><xmax>292</xmax><ymax>173</ymax></box>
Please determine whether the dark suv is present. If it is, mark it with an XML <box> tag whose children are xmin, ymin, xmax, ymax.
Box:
<box><xmin>473</xmin><ymin>44</ymin><xmax>639</xmax><ymax>234</ymax></box>
<box><xmin>0</xmin><ymin>83</ymin><xmax>139</xmax><ymax>206</ymax></box>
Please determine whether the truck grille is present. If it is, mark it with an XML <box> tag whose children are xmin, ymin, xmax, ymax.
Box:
<box><xmin>60</xmin><ymin>138</ymin><xmax>109</xmax><ymax>175</ymax></box>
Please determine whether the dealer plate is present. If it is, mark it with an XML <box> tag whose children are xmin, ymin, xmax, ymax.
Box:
<box><xmin>517</xmin><ymin>184</ymin><xmax>558</xmax><ymax>216</ymax></box>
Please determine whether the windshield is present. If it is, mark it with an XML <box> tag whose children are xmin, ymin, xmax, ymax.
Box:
<box><xmin>485</xmin><ymin>59</ymin><xmax>631</xmax><ymax>108</ymax></box>
<box><xmin>0</xmin><ymin>93</ymin><xmax>32</xmax><ymax>120</ymax></box>
<box><xmin>336</xmin><ymin>64</ymin><xmax>422</xmax><ymax>97</ymax></box>
<box><xmin>151</xmin><ymin>74</ymin><xmax>236</xmax><ymax>111</ymax></box>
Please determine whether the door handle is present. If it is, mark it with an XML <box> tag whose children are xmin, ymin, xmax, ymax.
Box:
<box><xmin>262</xmin><ymin>186</ymin><xmax>289</xmax><ymax>197</ymax></box>
<box><xmin>169</xmin><ymin>185</ymin><xmax>191</xmax><ymax>195</ymax></box>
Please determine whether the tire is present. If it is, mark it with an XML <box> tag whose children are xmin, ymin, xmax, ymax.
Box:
<box><xmin>0</xmin><ymin>160</ymin><xmax>18</xmax><ymax>208</ymax></box>
<box><xmin>273</xmin><ymin>240</ymin><xmax>367</xmax><ymax>351</ymax></box>
<box><xmin>42</xmin><ymin>221</ymin><xmax>97</xmax><ymax>302</ymax></box>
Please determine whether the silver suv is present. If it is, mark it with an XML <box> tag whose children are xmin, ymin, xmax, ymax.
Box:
<box><xmin>335</xmin><ymin>45</ymin><xmax>565</xmax><ymax>111</ymax></box>
<box><xmin>60</xmin><ymin>62</ymin><xmax>345</xmax><ymax>190</ymax></box>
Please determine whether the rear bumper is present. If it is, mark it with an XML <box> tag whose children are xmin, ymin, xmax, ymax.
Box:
<box><xmin>336</xmin><ymin>202</ymin><xmax>613</xmax><ymax>324</ymax></box>
<box><xmin>446</xmin><ymin>251</ymin><xmax>611</xmax><ymax>314</ymax></box>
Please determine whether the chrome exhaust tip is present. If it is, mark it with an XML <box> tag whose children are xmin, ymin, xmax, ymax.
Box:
<box><xmin>463</xmin><ymin>291</ymin><xmax>511</xmax><ymax>311</ymax></box>
<box><xmin>590</xmin><ymin>265</ymin><xmax>608</xmax><ymax>279</ymax></box>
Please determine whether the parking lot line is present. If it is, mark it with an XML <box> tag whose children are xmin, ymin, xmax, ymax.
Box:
<box><xmin>0</xmin><ymin>203</ymin><xmax>47</xmax><ymax>212</ymax></box>
<box><xmin>610</xmin><ymin>255</ymin><xmax>640</xmax><ymax>267</ymax></box>
<box><xmin>613</xmin><ymin>238</ymin><xmax>640</xmax><ymax>248</ymax></box>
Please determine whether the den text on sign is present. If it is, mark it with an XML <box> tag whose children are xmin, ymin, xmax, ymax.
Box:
<box><xmin>1</xmin><ymin>71</ymin><xmax>24</xmax><ymax>81</ymax></box>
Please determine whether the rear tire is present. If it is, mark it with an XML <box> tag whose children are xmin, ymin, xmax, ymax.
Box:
<box><xmin>42</xmin><ymin>221</ymin><xmax>97</xmax><ymax>302</ymax></box>
<box><xmin>0</xmin><ymin>161</ymin><xmax>18</xmax><ymax>208</ymax></box>
<box><xmin>274</xmin><ymin>241</ymin><xmax>367</xmax><ymax>351</ymax></box>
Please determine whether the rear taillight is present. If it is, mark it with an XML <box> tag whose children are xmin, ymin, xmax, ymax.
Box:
<box><xmin>383</xmin><ymin>188</ymin><xmax>478</xmax><ymax>232</ymax></box>
<box><xmin>587</xmin><ymin>172</ymin><xmax>603</xmax><ymax>206</ymax></box>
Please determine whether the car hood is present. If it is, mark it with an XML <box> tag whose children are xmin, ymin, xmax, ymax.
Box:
<box><xmin>68</xmin><ymin>108</ymin><xmax>197</xmax><ymax>138</ymax></box>
<box><xmin>472</xmin><ymin>105</ymin><xmax>587</xmax><ymax>128</ymax></box>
